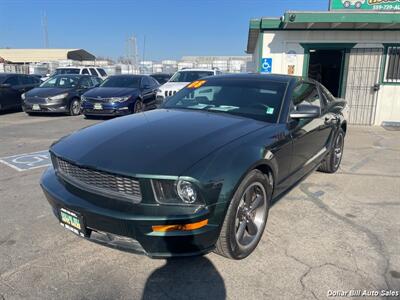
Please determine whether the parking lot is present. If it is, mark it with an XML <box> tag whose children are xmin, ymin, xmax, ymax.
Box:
<box><xmin>0</xmin><ymin>111</ymin><xmax>399</xmax><ymax>300</ymax></box>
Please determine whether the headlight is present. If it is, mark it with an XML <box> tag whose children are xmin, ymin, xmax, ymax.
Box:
<box><xmin>48</xmin><ymin>93</ymin><xmax>68</xmax><ymax>101</ymax></box>
<box><xmin>21</xmin><ymin>93</ymin><xmax>26</xmax><ymax>100</ymax></box>
<box><xmin>151</xmin><ymin>179</ymin><xmax>201</xmax><ymax>205</ymax></box>
<box><xmin>109</xmin><ymin>96</ymin><xmax>130</xmax><ymax>103</ymax></box>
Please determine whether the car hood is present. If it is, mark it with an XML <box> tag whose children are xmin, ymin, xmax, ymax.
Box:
<box><xmin>159</xmin><ymin>82</ymin><xmax>188</xmax><ymax>92</ymax></box>
<box><xmin>51</xmin><ymin>109</ymin><xmax>268</xmax><ymax>176</ymax></box>
<box><xmin>26</xmin><ymin>87</ymin><xmax>72</xmax><ymax>98</ymax></box>
<box><xmin>83</xmin><ymin>87</ymin><xmax>139</xmax><ymax>98</ymax></box>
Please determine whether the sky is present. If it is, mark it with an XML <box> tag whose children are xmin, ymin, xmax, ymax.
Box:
<box><xmin>0</xmin><ymin>0</ymin><xmax>328</xmax><ymax>61</ymax></box>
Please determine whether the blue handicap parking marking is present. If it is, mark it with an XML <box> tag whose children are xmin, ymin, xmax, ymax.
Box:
<box><xmin>260</xmin><ymin>58</ymin><xmax>272</xmax><ymax>73</ymax></box>
<box><xmin>0</xmin><ymin>150</ymin><xmax>51</xmax><ymax>171</ymax></box>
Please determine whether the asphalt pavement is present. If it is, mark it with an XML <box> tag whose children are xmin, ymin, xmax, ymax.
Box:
<box><xmin>0</xmin><ymin>111</ymin><xmax>399</xmax><ymax>300</ymax></box>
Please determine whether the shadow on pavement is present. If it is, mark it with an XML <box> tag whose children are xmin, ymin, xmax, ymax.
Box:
<box><xmin>142</xmin><ymin>256</ymin><xmax>226</xmax><ymax>300</ymax></box>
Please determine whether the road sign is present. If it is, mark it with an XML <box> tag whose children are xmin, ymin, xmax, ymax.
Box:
<box><xmin>260</xmin><ymin>58</ymin><xmax>272</xmax><ymax>73</ymax></box>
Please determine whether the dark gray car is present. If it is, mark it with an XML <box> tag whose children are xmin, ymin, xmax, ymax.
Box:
<box><xmin>0</xmin><ymin>73</ymin><xmax>41</xmax><ymax>112</ymax></box>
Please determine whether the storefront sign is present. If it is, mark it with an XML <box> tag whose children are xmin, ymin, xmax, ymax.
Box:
<box><xmin>330</xmin><ymin>0</ymin><xmax>400</xmax><ymax>10</ymax></box>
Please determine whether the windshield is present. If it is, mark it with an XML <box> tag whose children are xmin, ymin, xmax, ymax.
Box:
<box><xmin>40</xmin><ymin>76</ymin><xmax>79</xmax><ymax>88</ymax></box>
<box><xmin>151</xmin><ymin>75</ymin><xmax>170</xmax><ymax>84</ymax></box>
<box><xmin>100</xmin><ymin>76</ymin><xmax>141</xmax><ymax>88</ymax></box>
<box><xmin>169</xmin><ymin>71</ymin><xmax>214</xmax><ymax>83</ymax></box>
<box><xmin>53</xmin><ymin>68</ymin><xmax>80</xmax><ymax>75</ymax></box>
<box><xmin>163</xmin><ymin>79</ymin><xmax>287</xmax><ymax>123</ymax></box>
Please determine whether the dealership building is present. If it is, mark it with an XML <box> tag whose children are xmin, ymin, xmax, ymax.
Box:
<box><xmin>246</xmin><ymin>5</ymin><xmax>400</xmax><ymax>125</ymax></box>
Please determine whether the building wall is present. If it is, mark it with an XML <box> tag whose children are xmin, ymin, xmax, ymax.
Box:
<box><xmin>257</xmin><ymin>30</ymin><xmax>400</xmax><ymax>125</ymax></box>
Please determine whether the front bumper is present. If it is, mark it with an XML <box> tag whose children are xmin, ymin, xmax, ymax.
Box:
<box><xmin>23</xmin><ymin>100</ymin><xmax>68</xmax><ymax>113</ymax></box>
<box><xmin>40</xmin><ymin>168</ymin><xmax>223</xmax><ymax>257</ymax></box>
<box><xmin>82</xmin><ymin>102</ymin><xmax>131</xmax><ymax>116</ymax></box>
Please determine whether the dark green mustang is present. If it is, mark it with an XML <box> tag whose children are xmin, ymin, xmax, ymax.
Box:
<box><xmin>40</xmin><ymin>74</ymin><xmax>347</xmax><ymax>259</ymax></box>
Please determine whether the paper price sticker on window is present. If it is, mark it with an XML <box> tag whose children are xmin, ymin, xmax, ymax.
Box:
<box><xmin>187</xmin><ymin>80</ymin><xmax>206</xmax><ymax>89</ymax></box>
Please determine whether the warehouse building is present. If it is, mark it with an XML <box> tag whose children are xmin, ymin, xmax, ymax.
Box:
<box><xmin>0</xmin><ymin>48</ymin><xmax>96</xmax><ymax>75</ymax></box>
<box><xmin>246</xmin><ymin>10</ymin><xmax>400</xmax><ymax>125</ymax></box>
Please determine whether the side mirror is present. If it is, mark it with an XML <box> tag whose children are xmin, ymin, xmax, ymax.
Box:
<box><xmin>290</xmin><ymin>104</ymin><xmax>321</xmax><ymax>119</ymax></box>
<box><xmin>0</xmin><ymin>83</ymin><xmax>11</xmax><ymax>89</ymax></box>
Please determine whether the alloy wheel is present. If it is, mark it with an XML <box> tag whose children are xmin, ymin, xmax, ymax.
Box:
<box><xmin>134</xmin><ymin>101</ymin><xmax>144</xmax><ymax>113</ymax></box>
<box><xmin>71</xmin><ymin>100</ymin><xmax>81</xmax><ymax>115</ymax></box>
<box><xmin>234</xmin><ymin>182</ymin><xmax>267</xmax><ymax>249</ymax></box>
<box><xmin>333</xmin><ymin>133</ymin><xmax>344</xmax><ymax>169</ymax></box>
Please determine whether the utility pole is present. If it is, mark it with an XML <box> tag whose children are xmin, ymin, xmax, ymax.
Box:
<box><xmin>126</xmin><ymin>35</ymin><xmax>138</xmax><ymax>73</ymax></box>
<box><xmin>41</xmin><ymin>11</ymin><xmax>49</xmax><ymax>48</ymax></box>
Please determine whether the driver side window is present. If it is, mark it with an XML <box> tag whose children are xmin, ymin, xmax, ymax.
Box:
<box><xmin>292</xmin><ymin>82</ymin><xmax>321</xmax><ymax>109</ymax></box>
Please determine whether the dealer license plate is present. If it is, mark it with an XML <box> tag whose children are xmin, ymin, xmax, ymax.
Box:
<box><xmin>94</xmin><ymin>103</ymin><xmax>102</xmax><ymax>110</ymax></box>
<box><xmin>59</xmin><ymin>208</ymin><xmax>85</xmax><ymax>237</ymax></box>
<box><xmin>32</xmin><ymin>104</ymin><xmax>40</xmax><ymax>111</ymax></box>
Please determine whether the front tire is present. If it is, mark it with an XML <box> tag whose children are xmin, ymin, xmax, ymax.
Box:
<box><xmin>133</xmin><ymin>99</ymin><xmax>144</xmax><ymax>113</ymax></box>
<box><xmin>318</xmin><ymin>128</ymin><xmax>345</xmax><ymax>173</ymax></box>
<box><xmin>214</xmin><ymin>170</ymin><xmax>271</xmax><ymax>260</ymax></box>
<box><xmin>69</xmin><ymin>98</ymin><xmax>81</xmax><ymax>116</ymax></box>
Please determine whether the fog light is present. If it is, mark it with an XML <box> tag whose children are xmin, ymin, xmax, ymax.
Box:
<box><xmin>152</xmin><ymin>219</ymin><xmax>208</xmax><ymax>232</ymax></box>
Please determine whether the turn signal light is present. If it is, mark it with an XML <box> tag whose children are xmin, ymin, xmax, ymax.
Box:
<box><xmin>152</xmin><ymin>219</ymin><xmax>208</xmax><ymax>232</ymax></box>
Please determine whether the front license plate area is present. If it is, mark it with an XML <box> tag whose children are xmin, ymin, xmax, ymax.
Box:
<box><xmin>94</xmin><ymin>103</ymin><xmax>102</xmax><ymax>110</ymax></box>
<box><xmin>59</xmin><ymin>208</ymin><xmax>86</xmax><ymax>237</ymax></box>
<box><xmin>32</xmin><ymin>104</ymin><xmax>40</xmax><ymax>111</ymax></box>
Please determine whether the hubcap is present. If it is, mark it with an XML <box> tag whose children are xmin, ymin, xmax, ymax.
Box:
<box><xmin>333</xmin><ymin>133</ymin><xmax>344</xmax><ymax>168</ymax></box>
<box><xmin>72</xmin><ymin>101</ymin><xmax>80</xmax><ymax>115</ymax></box>
<box><xmin>234</xmin><ymin>182</ymin><xmax>267</xmax><ymax>249</ymax></box>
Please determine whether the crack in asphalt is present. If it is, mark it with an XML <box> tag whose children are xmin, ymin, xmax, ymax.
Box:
<box><xmin>297</xmin><ymin>182</ymin><xmax>393</xmax><ymax>292</ymax></box>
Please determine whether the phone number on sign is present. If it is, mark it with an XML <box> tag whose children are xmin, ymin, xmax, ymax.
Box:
<box><xmin>373</xmin><ymin>4</ymin><xmax>400</xmax><ymax>9</ymax></box>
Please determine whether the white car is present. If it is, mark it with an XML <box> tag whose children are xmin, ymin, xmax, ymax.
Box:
<box><xmin>156</xmin><ymin>69</ymin><xmax>220</xmax><ymax>102</ymax></box>
<box><xmin>42</xmin><ymin>67</ymin><xmax>108</xmax><ymax>81</ymax></box>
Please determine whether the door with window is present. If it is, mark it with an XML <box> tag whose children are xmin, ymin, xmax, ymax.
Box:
<box><xmin>289</xmin><ymin>82</ymin><xmax>332</xmax><ymax>176</ymax></box>
<box><xmin>344</xmin><ymin>48</ymin><xmax>382</xmax><ymax>125</ymax></box>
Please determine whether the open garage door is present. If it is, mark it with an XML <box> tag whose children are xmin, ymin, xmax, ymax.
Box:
<box><xmin>344</xmin><ymin>48</ymin><xmax>382</xmax><ymax>125</ymax></box>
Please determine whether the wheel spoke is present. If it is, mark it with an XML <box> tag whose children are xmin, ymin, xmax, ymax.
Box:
<box><xmin>236</xmin><ymin>221</ymin><xmax>246</xmax><ymax>242</ymax></box>
<box><xmin>249</xmin><ymin>194</ymin><xmax>263</xmax><ymax>213</ymax></box>
<box><xmin>246</xmin><ymin>218</ymin><xmax>258</xmax><ymax>236</ymax></box>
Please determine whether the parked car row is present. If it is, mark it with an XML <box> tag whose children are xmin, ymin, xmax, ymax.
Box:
<box><xmin>1</xmin><ymin>68</ymin><xmax>218</xmax><ymax>118</ymax></box>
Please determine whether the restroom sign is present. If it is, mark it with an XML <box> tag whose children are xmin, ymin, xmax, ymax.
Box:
<box><xmin>260</xmin><ymin>58</ymin><xmax>272</xmax><ymax>73</ymax></box>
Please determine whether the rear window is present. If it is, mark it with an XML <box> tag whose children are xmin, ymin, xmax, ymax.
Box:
<box><xmin>169</xmin><ymin>71</ymin><xmax>214</xmax><ymax>83</ymax></box>
<box><xmin>97</xmin><ymin>68</ymin><xmax>107</xmax><ymax>77</ymax></box>
<box><xmin>54</xmin><ymin>68</ymin><xmax>80</xmax><ymax>75</ymax></box>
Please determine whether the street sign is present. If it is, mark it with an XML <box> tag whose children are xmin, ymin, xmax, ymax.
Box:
<box><xmin>330</xmin><ymin>0</ymin><xmax>400</xmax><ymax>11</ymax></box>
<box><xmin>260</xmin><ymin>58</ymin><xmax>272</xmax><ymax>73</ymax></box>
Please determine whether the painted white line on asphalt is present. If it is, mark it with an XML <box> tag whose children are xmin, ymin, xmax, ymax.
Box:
<box><xmin>0</xmin><ymin>150</ymin><xmax>51</xmax><ymax>172</ymax></box>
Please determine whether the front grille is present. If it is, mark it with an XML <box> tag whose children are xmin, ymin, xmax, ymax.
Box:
<box><xmin>54</xmin><ymin>156</ymin><xmax>142</xmax><ymax>203</ymax></box>
<box><xmin>85</xmin><ymin>97</ymin><xmax>110</xmax><ymax>103</ymax></box>
<box><xmin>164</xmin><ymin>90</ymin><xmax>176</xmax><ymax>97</ymax></box>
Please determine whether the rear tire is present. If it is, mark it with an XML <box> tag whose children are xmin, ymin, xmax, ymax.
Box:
<box><xmin>318</xmin><ymin>128</ymin><xmax>345</xmax><ymax>173</ymax></box>
<box><xmin>69</xmin><ymin>98</ymin><xmax>81</xmax><ymax>116</ymax></box>
<box><xmin>214</xmin><ymin>170</ymin><xmax>271</xmax><ymax>260</ymax></box>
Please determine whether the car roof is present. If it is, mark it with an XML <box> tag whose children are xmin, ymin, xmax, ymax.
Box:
<box><xmin>51</xmin><ymin>74</ymin><xmax>93</xmax><ymax>78</ymax></box>
<box><xmin>202</xmin><ymin>73</ymin><xmax>314</xmax><ymax>84</ymax></box>
<box><xmin>109</xmin><ymin>74</ymin><xmax>147</xmax><ymax>78</ymax></box>
<box><xmin>56</xmin><ymin>66</ymin><xmax>101</xmax><ymax>69</ymax></box>
<box><xmin>177</xmin><ymin>69</ymin><xmax>215</xmax><ymax>72</ymax></box>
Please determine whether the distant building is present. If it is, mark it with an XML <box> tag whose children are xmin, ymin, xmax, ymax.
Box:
<box><xmin>0</xmin><ymin>48</ymin><xmax>96</xmax><ymax>75</ymax></box>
